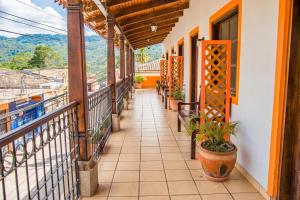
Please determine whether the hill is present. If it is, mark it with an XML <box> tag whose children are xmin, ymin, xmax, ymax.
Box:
<box><xmin>0</xmin><ymin>34</ymin><xmax>162</xmax><ymax>79</ymax></box>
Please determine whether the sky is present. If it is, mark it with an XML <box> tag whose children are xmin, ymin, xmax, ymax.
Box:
<box><xmin>0</xmin><ymin>0</ymin><xmax>96</xmax><ymax>37</ymax></box>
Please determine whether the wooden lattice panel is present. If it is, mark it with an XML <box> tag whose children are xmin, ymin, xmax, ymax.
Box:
<box><xmin>160</xmin><ymin>59</ymin><xmax>168</xmax><ymax>86</ymax></box>
<box><xmin>200</xmin><ymin>40</ymin><xmax>231</xmax><ymax>124</ymax></box>
<box><xmin>168</xmin><ymin>56</ymin><xmax>183</xmax><ymax>95</ymax></box>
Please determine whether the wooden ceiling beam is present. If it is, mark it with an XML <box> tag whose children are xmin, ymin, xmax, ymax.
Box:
<box><xmin>127</xmin><ymin>28</ymin><xmax>171</xmax><ymax>40</ymax></box>
<box><xmin>132</xmin><ymin>37</ymin><xmax>165</xmax><ymax>46</ymax></box>
<box><xmin>122</xmin><ymin>11</ymin><xmax>183</xmax><ymax>31</ymax></box>
<box><xmin>134</xmin><ymin>40</ymin><xmax>164</xmax><ymax>49</ymax></box>
<box><xmin>106</xmin><ymin>0</ymin><xmax>132</xmax><ymax>7</ymax></box>
<box><xmin>123</xmin><ymin>18</ymin><xmax>178</xmax><ymax>33</ymax></box>
<box><xmin>118</xmin><ymin>2</ymin><xmax>188</xmax><ymax>26</ymax></box>
<box><xmin>113</xmin><ymin>0</ymin><xmax>177</xmax><ymax>18</ymax></box>
<box><xmin>129</xmin><ymin>33</ymin><xmax>169</xmax><ymax>44</ymax></box>
<box><xmin>124</xmin><ymin>19</ymin><xmax>177</xmax><ymax>35</ymax></box>
<box><xmin>95</xmin><ymin>22</ymin><xmax>106</xmax><ymax>30</ymax></box>
<box><xmin>126</xmin><ymin>24</ymin><xmax>175</xmax><ymax>37</ymax></box>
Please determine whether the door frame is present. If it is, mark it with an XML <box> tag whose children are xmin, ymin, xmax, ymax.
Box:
<box><xmin>209</xmin><ymin>0</ymin><xmax>242</xmax><ymax>105</ymax></box>
<box><xmin>268</xmin><ymin>0</ymin><xmax>293</xmax><ymax>198</ymax></box>
<box><xmin>189</xmin><ymin>27</ymin><xmax>199</xmax><ymax>102</ymax></box>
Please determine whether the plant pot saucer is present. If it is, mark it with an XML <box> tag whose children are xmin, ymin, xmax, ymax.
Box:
<box><xmin>203</xmin><ymin>172</ymin><xmax>230</xmax><ymax>182</ymax></box>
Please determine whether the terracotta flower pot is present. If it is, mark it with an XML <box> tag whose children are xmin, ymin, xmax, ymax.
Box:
<box><xmin>198</xmin><ymin>142</ymin><xmax>237</xmax><ymax>182</ymax></box>
<box><xmin>169</xmin><ymin>99</ymin><xmax>181</xmax><ymax>111</ymax></box>
<box><xmin>135</xmin><ymin>83</ymin><xmax>142</xmax><ymax>89</ymax></box>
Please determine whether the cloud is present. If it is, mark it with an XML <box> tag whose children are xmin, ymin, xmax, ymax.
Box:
<box><xmin>0</xmin><ymin>0</ymin><xmax>66</xmax><ymax>37</ymax></box>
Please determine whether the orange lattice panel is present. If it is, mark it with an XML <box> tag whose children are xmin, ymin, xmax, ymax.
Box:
<box><xmin>200</xmin><ymin>40</ymin><xmax>231</xmax><ymax>124</ymax></box>
<box><xmin>160</xmin><ymin>59</ymin><xmax>168</xmax><ymax>86</ymax></box>
<box><xmin>168</xmin><ymin>56</ymin><xmax>183</xmax><ymax>95</ymax></box>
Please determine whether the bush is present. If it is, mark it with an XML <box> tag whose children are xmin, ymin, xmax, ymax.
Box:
<box><xmin>135</xmin><ymin>75</ymin><xmax>146</xmax><ymax>84</ymax></box>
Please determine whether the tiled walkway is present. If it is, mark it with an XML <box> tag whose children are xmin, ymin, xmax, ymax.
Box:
<box><xmin>85</xmin><ymin>90</ymin><xmax>265</xmax><ymax>200</ymax></box>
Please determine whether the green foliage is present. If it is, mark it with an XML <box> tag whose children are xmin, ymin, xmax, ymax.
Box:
<box><xmin>27</xmin><ymin>45</ymin><xmax>64</xmax><ymax>69</ymax></box>
<box><xmin>135</xmin><ymin>75</ymin><xmax>146</xmax><ymax>84</ymax></box>
<box><xmin>0</xmin><ymin>52</ymin><xmax>33</xmax><ymax>70</ymax></box>
<box><xmin>135</xmin><ymin>48</ymin><xmax>149</xmax><ymax>64</ymax></box>
<box><xmin>0</xmin><ymin>34</ymin><xmax>162</xmax><ymax>77</ymax></box>
<box><xmin>171</xmin><ymin>86</ymin><xmax>184</xmax><ymax>100</ymax></box>
<box><xmin>187</xmin><ymin>113</ymin><xmax>239</xmax><ymax>152</ymax></box>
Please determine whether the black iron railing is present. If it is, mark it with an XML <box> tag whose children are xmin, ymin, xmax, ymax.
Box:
<box><xmin>0</xmin><ymin>92</ymin><xmax>68</xmax><ymax>135</ymax></box>
<box><xmin>116</xmin><ymin>80</ymin><xmax>125</xmax><ymax>116</ymax></box>
<box><xmin>0</xmin><ymin>101</ymin><xmax>80</xmax><ymax>200</ymax></box>
<box><xmin>88</xmin><ymin>86</ymin><xmax>112</xmax><ymax>161</ymax></box>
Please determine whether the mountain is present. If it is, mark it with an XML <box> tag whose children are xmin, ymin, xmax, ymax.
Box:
<box><xmin>0</xmin><ymin>34</ymin><xmax>162</xmax><ymax>79</ymax></box>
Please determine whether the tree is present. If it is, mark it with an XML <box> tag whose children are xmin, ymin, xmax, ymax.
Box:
<box><xmin>28</xmin><ymin>45</ymin><xmax>64</xmax><ymax>69</ymax></box>
<box><xmin>135</xmin><ymin>48</ymin><xmax>149</xmax><ymax>64</ymax></box>
<box><xmin>1</xmin><ymin>52</ymin><xmax>33</xmax><ymax>70</ymax></box>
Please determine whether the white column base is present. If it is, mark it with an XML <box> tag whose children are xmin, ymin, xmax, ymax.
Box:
<box><xmin>112</xmin><ymin>114</ymin><xmax>120</xmax><ymax>132</ymax></box>
<box><xmin>79</xmin><ymin>160</ymin><xmax>98</xmax><ymax>197</ymax></box>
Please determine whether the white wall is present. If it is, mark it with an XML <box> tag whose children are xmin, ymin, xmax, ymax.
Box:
<box><xmin>163</xmin><ymin>0</ymin><xmax>279</xmax><ymax>191</ymax></box>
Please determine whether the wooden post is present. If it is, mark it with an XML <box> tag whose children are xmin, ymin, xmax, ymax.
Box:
<box><xmin>119</xmin><ymin>35</ymin><xmax>125</xmax><ymax>80</ymax></box>
<box><xmin>67</xmin><ymin>0</ymin><xmax>90</xmax><ymax>161</ymax></box>
<box><xmin>132</xmin><ymin>51</ymin><xmax>135</xmax><ymax>78</ymax></box>
<box><xmin>126</xmin><ymin>43</ymin><xmax>130</xmax><ymax>78</ymax></box>
<box><xmin>107</xmin><ymin>15</ymin><xmax>116</xmax><ymax>114</ymax></box>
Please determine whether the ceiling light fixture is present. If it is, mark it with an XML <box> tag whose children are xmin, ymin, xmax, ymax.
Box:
<box><xmin>150</xmin><ymin>22</ymin><xmax>158</xmax><ymax>32</ymax></box>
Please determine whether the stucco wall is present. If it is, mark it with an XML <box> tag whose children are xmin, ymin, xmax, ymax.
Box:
<box><xmin>162</xmin><ymin>0</ymin><xmax>279</xmax><ymax>190</ymax></box>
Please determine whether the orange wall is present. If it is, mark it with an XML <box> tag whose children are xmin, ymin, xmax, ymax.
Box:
<box><xmin>141</xmin><ymin>76</ymin><xmax>160</xmax><ymax>88</ymax></box>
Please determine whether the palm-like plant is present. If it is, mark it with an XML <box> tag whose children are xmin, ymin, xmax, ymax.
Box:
<box><xmin>135</xmin><ymin>48</ymin><xmax>149</xmax><ymax>64</ymax></box>
<box><xmin>187</xmin><ymin>113</ymin><xmax>238</xmax><ymax>152</ymax></box>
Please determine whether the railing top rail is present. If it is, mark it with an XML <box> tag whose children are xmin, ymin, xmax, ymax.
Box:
<box><xmin>0</xmin><ymin>92</ymin><xmax>68</xmax><ymax>120</ymax></box>
<box><xmin>88</xmin><ymin>84</ymin><xmax>112</xmax><ymax>99</ymax></box>
<box><xmin>0</xmin><ymin>101</ymin><xmax>78</xmax><ymax>148</ymax></box>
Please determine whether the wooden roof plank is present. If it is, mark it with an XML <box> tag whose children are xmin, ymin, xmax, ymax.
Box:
<box><xmin>134</xmin><ymin>40</ymin><xmax>164</xmax><ymax>49</ymax></box>
<box><xmin>122</xmin><ymin>11</ymin><xmax>183</xmax><ymax>31</ymax></box>
<box><xmin>127</xmin><ymin>28</ymin><xmax>172</xmax><ymax>40</ymax></box>
<box><xmin>126</xmin><ymin>24</ymin><xmax>175</xmax><ymax>37</ymax></box>
<box><xmin>132</xmin><ymin>37</ymin><xmax>165</xmax><ymax>45</ymax></box>
<box><xmin>124</xmin><ymin>18</ymin><xmax>178</xmax><ymax>33</ymax></box>
<box><xmin>118</xmin><ymin>2</ymin><xmax>188</xmax><ymax>26</ymax></box>
<box><xmin>106</xmin><ymin>0</ymin><xmax>132</xmax><ymax>7</ymax></box>
<box><xmin>130</xmin><ymin>33</ymin><xmax>169</xmax><ymax>43</ymax></box>
<box><xmin>113</xmin><ymin>0</ymin><xmax>178</xmax><ymax>18</ymax></box>
<box><xmin>124</xmin><ymin>19</ymin><xmax>177</xmax><ymax>35</ymax></box>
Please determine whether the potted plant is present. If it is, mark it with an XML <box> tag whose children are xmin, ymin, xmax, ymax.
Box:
<box><xmin>134</xmin><ymin>75</ymin><xmax>146</xmax><ymax>89</ymax></box>
<box><xmin>169</xmin><ymin>87</ymin><xmax>184</xmax><ymax>111</ymax></box>
<box><xmin>187</xmin><ymin>113</ymin><xmax>239</xmax><ymax>181</ymax></box>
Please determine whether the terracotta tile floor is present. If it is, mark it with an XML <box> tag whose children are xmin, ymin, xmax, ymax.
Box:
<box><xmin>83</xmin><ymin>90</ymin><xmax>265</xmax><ymax>200</ymax></box>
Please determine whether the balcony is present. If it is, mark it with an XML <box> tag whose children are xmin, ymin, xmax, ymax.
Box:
<box><xmin>83</xmin><ymin>90</ymin><xmax>264</xmax><ymax>199</ymax></box>
<box><xmin>1</xmin><ymin>0</ymin><xmax>298</xmax><ymax>199</ymax></box>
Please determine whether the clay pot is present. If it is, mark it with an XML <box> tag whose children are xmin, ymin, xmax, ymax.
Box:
<box><xmin>198</xmin><ymin>142</ymin><xmax>237</xmax><ymax>181</ymax></box>
<box><xmin>169</xmin><ymin>99</ymin><xmax>181</xmax><ymax>111</ymax></box>
<box><xmin>135</xmin><ymin>83</ymin><xmax>142</xmax><ymax>89</ymax></box>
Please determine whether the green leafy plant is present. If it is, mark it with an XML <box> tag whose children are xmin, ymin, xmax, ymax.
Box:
<box><xmin>135</xmin><ymin>75</ymin><xmax>146</xmax><ymax>84</ymax></box>
<box><xmin>171</xmin><ymin>86</ymin><xmax>184</xmax><ymax>100</ymax></box>
<box><xmin>88</xmin><ymin>129</ymin><xmax>104</xmax><ymax>144</ymax></box>
<box><xmin>135</xmin><ymin>48</ymin><xmax>149</xmax><ymax>64</ymax></box>
<box><xmin>187</xmin><ymin>113</ymin><xmax>238</xmax><ymax>152</ymax></box>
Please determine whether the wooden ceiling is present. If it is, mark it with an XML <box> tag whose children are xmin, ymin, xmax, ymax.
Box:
<box><xmin>55</xmin><ymin>0</ymin><xmax>190</xmax><ymax>49</ymax></box>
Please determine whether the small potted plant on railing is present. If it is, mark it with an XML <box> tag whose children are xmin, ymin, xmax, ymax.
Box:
<box><xmin>169</xmin><ymin>86</ymin><xmax>184</xmax><ymax>111</ymax></box>
<box><xmin>134</xmin><ymin>75</ymin><xmax>146</xmax><ymax>89</ymax></box>
<box><xmin>187</xmin><ymin>113</ymin><xmax>239</xmax><ymax>181</ymax></box>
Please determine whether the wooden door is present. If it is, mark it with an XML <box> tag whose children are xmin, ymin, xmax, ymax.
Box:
<box><xmin>179</xmin><ymin>43</ymin><xmax>184</xmax><ymax>57</ymax></box>
<box><xmin>279</xmin><ymin>1</ymin><xmax>300</xmax><ymax>199</ymax></box>
<box><xmin>190</xmin><ymin>34</ymin><xmax>198</xmax><ymax>103</ymax></box>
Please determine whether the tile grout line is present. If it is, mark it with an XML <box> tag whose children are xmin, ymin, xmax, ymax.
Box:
<box><xmin>166</xmin><ymin>100</ymin><xmax>203</xmax><ymax>200</ymax></box>
<box><xmin>106</xmin><ymin>104</ymin><xmax>127</xmax><ymax>199</ymax></box>
<box><xmin>152</xmin><ymin>96</ymin><xmax>172</xmax><ymax>200</ymax></box>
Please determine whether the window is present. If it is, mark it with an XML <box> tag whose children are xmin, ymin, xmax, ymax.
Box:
<box><xmin>212</xmin><ymin>9</ymin><xmax>238</xmax><ymax>97</ymax></box>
